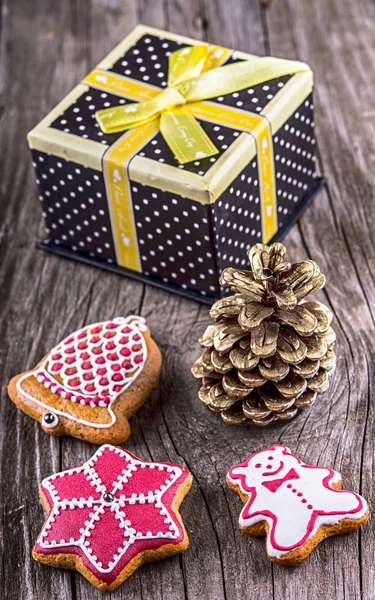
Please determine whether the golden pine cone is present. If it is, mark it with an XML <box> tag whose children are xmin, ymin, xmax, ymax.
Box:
<box><xmin>192</xmin><ymin>243</ymin><xmax>336</xmax><ymax>426</ymax></box>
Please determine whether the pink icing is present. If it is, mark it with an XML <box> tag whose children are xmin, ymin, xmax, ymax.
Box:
<box><xmin>228</xmin><ymin>445</ymin><xmax>367</xmax><ymax>555</ymax></box>
<box><xmin>32</xmin><ymin>318</ymin><xmax>147</xmax><ymax>408</ymax></box>
<box><xmin>35</xmin><ymin>445</ymin><xmax>190</xmax><ymax>584</ymax></box>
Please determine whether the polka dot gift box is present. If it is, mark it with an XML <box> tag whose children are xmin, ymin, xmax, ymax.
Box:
<box><xmin>28</xmin><ymin>25</ymin><xmax>323</xmax><ymax>303</ymax></box>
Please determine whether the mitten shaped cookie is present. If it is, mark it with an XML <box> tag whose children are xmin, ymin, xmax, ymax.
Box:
<box><xmin>227</xmin><ymin>445</ymin><xmax>369</xmax><ymax>565</ymax></box>
<box><xmin>8</xmin><ymin>316</ymin><xmax>162</xmax><ymax>444</ymax></box>
<box><xmin>33</xmin><ymin>445</ymin><xmax>192</xmax><ymax>591</ymax></box>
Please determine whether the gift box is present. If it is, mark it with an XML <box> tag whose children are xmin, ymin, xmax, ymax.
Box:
<box><xmin>28</xmin><ymin>25</ymin><xmax>323</xmax><ymax>303</ymax></box>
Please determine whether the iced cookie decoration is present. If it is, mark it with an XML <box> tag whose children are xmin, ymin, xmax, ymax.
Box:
<box><xmin>227</xmin><ymin>445</ymin><xmax>369</xmax><ymax>565</ymax></box>
<box><xmin>8</xmin><ymin>316</ymin><xmax>162</xmax><ymax>444</ymax></box>
<box><xmin>33</xmin><ymin>445</ymin><xmax>192</xmax><ymax>592</ymax></box>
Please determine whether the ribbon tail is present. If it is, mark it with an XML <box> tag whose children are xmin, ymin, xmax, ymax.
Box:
<box><xmin>160</xmin><ymin>107</ymin><xmax>219</xmax><ymax>165</ymax></box>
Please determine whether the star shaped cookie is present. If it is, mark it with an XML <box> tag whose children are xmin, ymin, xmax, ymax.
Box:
<box><xmin>33</xmin><ymin>445</ymin><xmax>192</xmax><ymax>591</ymax></box>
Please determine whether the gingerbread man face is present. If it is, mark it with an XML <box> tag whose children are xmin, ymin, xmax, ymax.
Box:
<box><xmin>230</xmin><ymin>445</ymin><xmax>300</xmax><ymax>490</ymax></box>
<box><xmin>227</xmin><ymin>445</ymin><xmax>369</xmax><ymax>565</ymax></box>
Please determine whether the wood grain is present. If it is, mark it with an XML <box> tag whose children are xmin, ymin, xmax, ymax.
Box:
<box><xmin>1</xmin><ymin>0</ymin><xmax>374</xmax><ymax>598</ymax></box>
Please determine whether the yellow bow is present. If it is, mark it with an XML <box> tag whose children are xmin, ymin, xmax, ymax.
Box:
<box><xmin>96</xmin><ymin>44</ymin><xmax>310</xmax><ymax>164</ymax></box>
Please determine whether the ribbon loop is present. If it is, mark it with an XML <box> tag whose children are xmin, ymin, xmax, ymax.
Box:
<box><xmin>95</xmin><ymin>43</ymin><xmax>310</xmax><ymax>164</ymax></box>
<box><xmin>167</xmin><ymin>44</ymin><xmax>208</xmax><ymax>87</ymax></box>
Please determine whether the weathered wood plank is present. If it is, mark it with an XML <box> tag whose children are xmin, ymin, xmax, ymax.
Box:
<box><xmin>263</xmin><ymin>1</ymin><xmax>375</xmax><ymax>599</ymax></box>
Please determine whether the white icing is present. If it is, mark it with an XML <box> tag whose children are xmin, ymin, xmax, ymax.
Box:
<box><xmin>228</xmin><ymin>445</ymin><xmax>368</xmax><ymax>558</ymax></box>
<box><xmin>42</xmin><ymin>413</ymin><xmax>59</xmax><ymax>429</ymax></box>
<box><xmin>16</xmin><ymin>316</ymin><xmax>148</xmax><ymax>429</ymax></box>
<box><xmin>37</xmin><ymin>445</ymin><xmax>182</xmax><ymax>574</ymax></box>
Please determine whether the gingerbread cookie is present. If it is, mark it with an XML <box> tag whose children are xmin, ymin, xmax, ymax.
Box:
<box><xmin>227</xmin><ymin>444</ymin><xmax>369</xmax><ymax>565</ymax></box>
<box><xmin>33</xmin><ymin>444</ymin><xmax>192</xmax><ymax>591</ymax></box>
<box><xmin>8</xmin><ymin>316</ymin><xmax>162</xmax><ymax>444</ymax></box>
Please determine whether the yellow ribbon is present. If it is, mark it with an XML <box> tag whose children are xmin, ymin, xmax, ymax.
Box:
<box><xmin>96</xmin><ymin>44</ymin><xmax>310</xmax><ymax>164</ymax></box>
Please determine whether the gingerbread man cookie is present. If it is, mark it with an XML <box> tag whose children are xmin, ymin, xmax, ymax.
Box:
<box><xmin>227</xmin><ymin>444</ymin><xmax>369</xmax><ymax>565</ymax></box>
<box><xmin>33</xmin><ymin>444</ymin><xmax>192</xmax><ymax>591</ymax></box>
<box><xmin>8</xmin><ymin>316</ymin><xmax>162</xmax><ymax>444</ymax></box>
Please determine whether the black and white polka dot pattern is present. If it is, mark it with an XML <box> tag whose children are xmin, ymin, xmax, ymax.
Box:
<box><xmin>212</xmin><ymin>158</ymin><xmax>261</xmax><ymax>273</ymax></box>
<box><xmin>131</xmin><ymin>184</ymin><xmax>219</xmax><ymax>297</ymax></box>
<box><xmin>51</xmin><ymin>88</ymin><xmax>131</xmax><ymax>145</ymax></box>
<box><xmin>110</xmin><ymin>35</ymin><xmax>185</xmax><ymax>88</ymax></box>
<box><xmin>274</xmin><ymin>94</ymin><xmax>316</xmax><ymax>228</ymax></box>
<box><xmin>32</xmin><ymin>150</ymin><xmax>116</xmax><ymax>262</ymax></box>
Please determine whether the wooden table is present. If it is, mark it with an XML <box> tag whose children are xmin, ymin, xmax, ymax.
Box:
<box><xmin>1</xmin><ymin>1</ymin><xmax>374</xmax><ymax>598</ymax></box>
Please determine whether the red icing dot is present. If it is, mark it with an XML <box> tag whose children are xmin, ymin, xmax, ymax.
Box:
<box><xmin>70</xmin><ymin>379</ymin><xmax>80</xmax><ymax>387</ymax></box>
<box><xmin>106</xmin><ymin>322</ymin><xmax>118</xmax><ymax>329</ymax></box>
<box><xmin>64</xmin><ymin>337</ymin><xmax>74</xmax><ymax>345</ymax></box>
<box><xmin>85</xmin><ymin>384</ymin><xmax>95</xmax><ymax>393</ymax></box>
<box><xmin>122</xmin><ymin>361</ymin><xmax>132</xmax><ymax>370</ymax></box>
<box><xmin>78</xmin><ymin>342</ymin><xmax>87</xmax><ymax>350</ymax></box>
<box><xmin>112</xmin><ymin>373</ymin><xmax>124</xmax><ymax>382</ymax></box>
<box><xmin>122</xmin><ymin>327</ymin><xmax>131</xmax><ymax>334</ymax></box>
<box><xmin>97</xmin><ymin>368</ymin><xmax>107</xmax><ymax>376</ymax></box>
<box><xmin>104</xmin><ymin>332</ymin><xmax>116</xmax><ymax>339</ymax></box>
<box><xmin>92</xmin><ymin>347</ymin><xmax>103</xmax><ymax>355</ymax></box>
<box><xmin>133</xmin><ymin>334</ymin><xmax>141</xmax><ymax>341</ymax></box>
<box><xmin>84</xmin><ymin>398</ymin><xmax>92</xmax><ymax>405</ymax></box>
<box><xmin>107</xmin><ymin>353</ymin><xmax>118</xmax><ymax>361</ymax></box>
<box><xmin>266</xmin><ymin>465</ymin><xmax>272</xmax><ymax>469</ymax></box>
<box><xmin>66</xmin><ymin>357</ymin><xmax>75</xmax><ymax>364</ymax></box>
<box><xmin>132</xmin><ymin>344</ymin><xmax>141</xmax><ymax>352</ymax></box>
<box><xmin>96</xmin><ymin>356</ymin><xmax>106</xmax><ymax>364</ymax></box>
<box><xmin>67</xmin><ymin>368</ymin><xmax>77</xmax><ymax>376</ymax></box>
<box><xmin>83</xmin><ymin>373</ymin><xmax>94</xmax><ymax>381</ymax></box>
<box><xmin>91</xmin><ymin>336</ymin><xmax>100</xmax><ymax>344</ymax></box>
<box><xmin>292</xmin><ymin>488</ymin><xmax>297</xmax><ymax>493</ymax></box>
<box><xmin>106</xmin><ymin>342</ymin><xmax>116</xmax><ymax>350</ymax></box>
<box><xmin>255</xmin><ymin>464</ymin><xmax>261</xmax><ymax>468</ymax></box>
<box><xmin>52</xmin><ymin>362</ymin><xmax>63</xmax><ymax>372</ymax></box>
<box><xmin>120</xmin><ymin>337</ymin><xmax>129</xmax><ymax>345</ymax></box>
<box><xmin>111</xmin><ymin>364</ymin><xmax>121</xmax><ymax>372</ymax></box>
<box><xmin>308</xmin><ymin>504</ymin><xmax>313</xmax><ymax>510</ymax></box>
<box><xmin>134</xmin><ymin>357</ymin><xmax>144</xmax><ymax>364</ymax></box>
<box><xmin>91</xmin><ymin>326</ymin><xmax>102</xmax><ymax>334</ymax></box>
<box><xmin>78</xmin><ymin>331</ymin><xmax>87</xmax><ymax>339</ymax></box>
<box><xmin>52</xmin><ymin>353</ymin><xmax>62</xmax><ymax>360</ymax></box>
<box><xmin>267</xmin><ymin>456</ymin><xmax>273</xmax><ymax>460</ymax></box>
<box><xmin>302</xmin><ymin>499</ymin><xmax>307</xmax><ymax>503</ymax></box>
<box><xmin>114</xmin><ymin>384</ymin><xmax>122</xmax><ymax>392</ymax></box>
<box><xmin>81</xmin><ymin>352</ymin><xmax>90</xmax><ymax>360</ymax></box>
<box><xmin>82</xmin><ymin>361</ymin><xmax>92</xmax><ymax>370</ymax></box>
<box><xmin>297</xmin><ymin>492</ymin><xmax>303</xmax><ymax>497</ymax></box>
<box><xmin>287</xmin><ymin>484</ymin><xmax>292</xmax><ymax>488</ymax></box>
<box><xmin>100</xmin><ymin>377</ymin><xmax>109</xmax><ymax>386</ymax></box>
<box><xmin>65</xmin><ymin>347</ymin><xmax>75</xmax><ymax>354</ymax></box>
<box><xmin>120</xmin><ymin>348</ymin><xmax>131</xmax><ymax>357</ymax></box>
<box><xmin>65</xmin><ymin>392</ymin><xmax>73</xmax><ymax>399</ymax></box>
